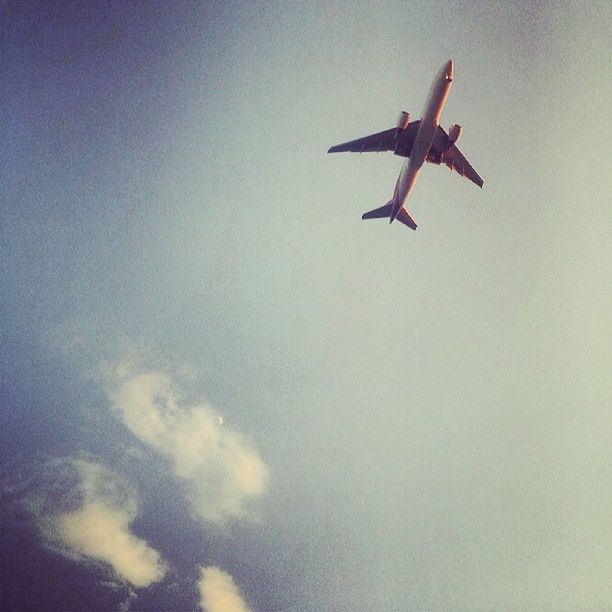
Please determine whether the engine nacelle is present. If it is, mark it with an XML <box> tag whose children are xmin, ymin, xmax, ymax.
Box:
<box><xmin>397</xmin><ymin>111</ymin><xmax>411</xmax><ymax>130</ymax></box>
<box><xmin>448</xmin><ymin>123</ymin><xmax>463</xmax><ymax>145</ymax></box>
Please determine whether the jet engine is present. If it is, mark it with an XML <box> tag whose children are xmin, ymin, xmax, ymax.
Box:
<box><xmin>448</xmin><ymin>123</ymin><xmax>463</xmax><ymax>145</ymax></box>
<box><xmin>397</xmin><ymin>111</ymin><xmax>411</xmax><ymax>130</ymax></box>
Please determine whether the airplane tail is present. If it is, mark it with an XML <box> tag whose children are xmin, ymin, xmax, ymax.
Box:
<box><xmin>361</xmin><ymin>201</ymin><xmax>417</xmax><ymax>230</ymax></box>
<box><xmin>362</xmin><ymin>201</ymin><xmax>393</xmax><ymax>220</ymax></box>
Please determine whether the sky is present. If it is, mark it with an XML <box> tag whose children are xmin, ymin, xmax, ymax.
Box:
<box><xmin>1</xmin><ymin>1</ymin><xmax>611</xmax><ymax>611</ymax></box>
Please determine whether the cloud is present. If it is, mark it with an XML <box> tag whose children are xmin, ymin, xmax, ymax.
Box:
<box><xmin>198</xmin><ymin>566</ymin><xmax>251</xmax><ymax>612</ymax></box>
<box><xmin>53</xmin><ymin>499</ymin><xmax>166</xmax><ymax>588</ymax></box>
<box><xmin>105</xmin><ymin>368</ymin><xmax>269</xmax><ymax>526</ymax></box>
<box><xmin>21</xmin><ymin>458</ymin><xmax>167</xmax><ymax>588</ymax></box>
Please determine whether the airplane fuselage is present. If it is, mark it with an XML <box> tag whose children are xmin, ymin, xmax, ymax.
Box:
<box><xmin>390</xmin><ymin>60</ymin><xmax>453</xmax><ymax>222</ymax></box>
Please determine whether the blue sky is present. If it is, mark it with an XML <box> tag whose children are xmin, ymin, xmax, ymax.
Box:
<box><xmin>1</xmin><ymin>2</ymin><xmax>610</xmax><ymax>611</ymax></box>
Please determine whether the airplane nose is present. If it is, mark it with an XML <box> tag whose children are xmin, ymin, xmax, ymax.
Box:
<box><xmin>446</xmin><ymin>59</ymin><xmax>454</xmax><ymax>80</ymax></box>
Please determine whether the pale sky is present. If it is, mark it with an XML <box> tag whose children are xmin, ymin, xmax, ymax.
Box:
<box><xmin>1</xmin><ymin>2</ymin><xmax>610</xmax><ymax>610</ymax></box>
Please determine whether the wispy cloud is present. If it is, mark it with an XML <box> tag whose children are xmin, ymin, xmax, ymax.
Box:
<box><xmin>104</xmin><ymin>367</ymin><xmax>269</xmax><ymax>526</ymax></box>
<box><xmin>22</xmin><ymin>458</ymin><xmax>167</xmax><ymax>588</ymax></box>
<box><xmin>198</xmin><ymin>566</ymin><xmax>251</xmax><ymax>612</ymax></box>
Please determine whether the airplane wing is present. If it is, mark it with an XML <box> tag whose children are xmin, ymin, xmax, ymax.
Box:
<box><xmin>442</xmin><ymin>144</ymin><xmax>484</xmax><ymax>188</ymax></box>
<box><xmin>328</xmin><ymin>121</ymin><xmax>420</xmax><ymax>156</ymax></box>
<box><xmin>430</xmin><ymin>126</ymin><xmax>484</xmax><ymax>188</ymax></box>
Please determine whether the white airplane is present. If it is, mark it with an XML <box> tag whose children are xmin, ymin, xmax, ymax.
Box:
<box><xmin>328</xmin><ymin>60</ymin><xmax>483</xmax><ymax>230</ymax></box>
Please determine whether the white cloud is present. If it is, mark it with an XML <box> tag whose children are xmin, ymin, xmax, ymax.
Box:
<box><xmin>198</xmin><ymin>566</ymin><xmax>251</xmax><ymax>612</ymax></box>
<box><xmin>105</xmin><ymin>368</ymin><xmax>269</xmax><ymax>526</ymax></box>
<box><xmin>35</xmin><ymin>459</ymin><xmax>167</xmax><ymax>588</ymax></box>
<box><xmin>53</xmin><ymin>499</ymin><xmax>165</xmax><ymax>587</ymax></box>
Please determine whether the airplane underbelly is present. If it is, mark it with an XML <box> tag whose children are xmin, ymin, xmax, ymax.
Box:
<box><xmin>397</xmin><ymin>161</ymin><xmax>421</xmax><ymax>205</ymax></box>
<box><xmin>422</xmin><ymin>78</ymin><xmax>451</xmax><ymax>123</ymax></box>
<box><xmin>396</xmin><ymin>121</ymin><xmax>436</xmax><ymax>205</ymax></box>
<box><xmin>408</xmin><ymin>122</ymin><xmax>436</xmax><ymax>168</ymax></box>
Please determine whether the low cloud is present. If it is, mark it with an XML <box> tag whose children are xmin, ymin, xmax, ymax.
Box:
<box><xmin>105</xmin><ymin>367</ymin><xmax>269</xmax><ymax>526</ymax></box>
<box><xmin>20</xmin><ymin>458</ymin><xmax>167</xmax><ymax>588</ymax></box>
<box><xmin>198</xmin><ymin>566</ymin><xmax>251</xmax><ymax>612</ymax></box>
<box><xmin>53</xmin><ymin>499</ymin><xmax>166</xmax><ymax>587</ymax></box>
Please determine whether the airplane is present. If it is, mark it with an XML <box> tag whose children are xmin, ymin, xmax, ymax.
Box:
<box><xmin>327</xmin><ymin>59</ymin><xmax>483</xmax><ymax>230</ymax></box>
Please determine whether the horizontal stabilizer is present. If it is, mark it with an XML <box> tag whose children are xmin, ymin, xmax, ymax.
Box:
<box><xmin>362</xmin><ymin>202</ymin><xmax>417</xmax><ymax>230</ymax></box>
<box><xmin>396</xmin><ymin>207</ymin><xmax>417</xmax><ymax>230</ymax></box>
<box><xmin>362</xmin><ymin>202</ymin><xmax>393</xmax><ymax>220</ymax></box>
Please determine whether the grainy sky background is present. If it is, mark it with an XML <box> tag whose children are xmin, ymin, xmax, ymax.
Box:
<box><xmin>1</xmin><ymin>2</ymin><xmax>610</xmax><ymax>611</ymax></box>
